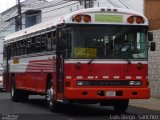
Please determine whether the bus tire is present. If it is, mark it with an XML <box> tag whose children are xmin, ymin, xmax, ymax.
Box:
<box><xmin>11</xmin><ymin>76</ymin><xmax>29</xmax><ymax>102</ymax></box>
<box><xmin>113</xmin><ymin>99</ymin><xmax>129</xmax><ymax>113</ymax></box>
<box><xmin>46</xmin><ymin>79</ymin><xmax>60</xmax><ymax>112</ymax></box>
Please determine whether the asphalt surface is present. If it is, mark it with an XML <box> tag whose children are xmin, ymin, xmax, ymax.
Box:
<box><xmin>0</xmin><ymin>92</ymin><xmax>160</xmax><ymax>120</ymax></box>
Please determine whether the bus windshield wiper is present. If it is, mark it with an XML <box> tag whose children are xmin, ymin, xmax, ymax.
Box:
<box><xmin>123</xmin><ymin>53</ymin><xmax>132</xmax><ymax>64</ymax></box>
<box><xmin>88</xmin><ymin>58</ymin><xmax>95</xmax><ymax>64</ymax></box>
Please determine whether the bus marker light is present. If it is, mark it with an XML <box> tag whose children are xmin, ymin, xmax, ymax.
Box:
<box><xmin>88</xmin><ymin>76</ymin><xmax>94</xmax><ymax>79</ymax></box>
<box><xmin>77</xmin><ymin>81</ymin><xmax>90</xmax><ymax>86</ymax></box>
<box><xmin>125</xmin><ymin>76</ymin><xmax>131</xmax><ymax>79</ymax></box>
<box><xmin>74</xmin><ymin>15</ymin><xmax>82</xmax><ymax>22</ymax></box>
<box><xmin>113</xmin><ymin>9</ymin><xmax>118</xmax><ymax>12</ymax></box>
<box><xmin>103</xmin><ymin>76</ymin><xmax>109</xmax><ymax>79</ymax></box>
<box><xmin>127</xmin><ymin>16</ymin><xmax>134</xmax><ymax>23</ymax></box>
<box><xmin>77</xmin><ymin>81</ymin><xmax>83</xmax><ymax>86</ymax></box>
<box><xmin>83</xmin><ymin>15</ymin><xmax>91</xmax><ymax>22</ymax></box>
<box><xmin>77</xmin><ymin>76</ymin><xmax>83</xmax><ymax>79</ymax></box>
<box><xmin>100</xmin><ymin>8</ymin><xmax>105</xmax><ymax>11</ymax></box>
<box><xmin>107</xmin><ymin>9</ymin><xmax>111</xmax><ymax>12</ymax></box>
<box><xmin>136</xmin><ymin>16</ymin><xmax>144</xmax><ymax>24</ymax></box>
<box><xmin>114</xmin><ymin>76</ymin><xmax>120</xmax><ymax>79</ymax></box>
<box><xmin>66</xmin><ymin>76</ymin><xmax>71</xmax><ymax>79</ymax></box>
<box><xmin>129</xmin><ymin>81</ymin><xmax>142</xmax><ymax>86</ymax></box>
<box><xmin>136</xmin><ymin>76</ymin><xmax>142</xmax><ymax>79</ymax></box>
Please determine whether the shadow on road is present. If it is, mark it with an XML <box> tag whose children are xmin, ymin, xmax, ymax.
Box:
<box><xmin>1</xmin><ymin>93</ymin><xmax>159</xmax><ymax>120</ymax></box>
<box><xmin>26</xmin><ymin>97</ymin><xmax>129</xmax><ymax>117</ymax></box>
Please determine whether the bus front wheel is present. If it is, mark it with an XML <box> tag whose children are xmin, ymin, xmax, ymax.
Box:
<box><xmin>46</xmin><ymin>79</ymin><xmax>60</xmax><ymax>112</ymax></box>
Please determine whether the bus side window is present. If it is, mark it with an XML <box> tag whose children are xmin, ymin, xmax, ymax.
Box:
<box><xmin>41</xmin><ymin>34</ymin><xmax>47</xmax><ymax>51</ymax></box>
<box><xmin>8</xmin><ymin>44</ymin><xmax>11</xmax><ymax>59</ymax></box>
<box><xmin>31</xmin><ymin>37</ymin><xmax>35</xmax><ymax>53</ymax></box>
<box><xmin>52</xmin><ymin>31</ymin><xmax>56</xmax><ymax>50</ymax></box>
<box><xmin>15</xmin><ymin>42</ymin><xmax>19</xmax><ymax>56</ymax></box>
<box><xmin>35</xmin><ymin>36</ymin><xmax>41</xmax><ymax>52</ymax></box>
<box><xmin>11</xmin><ymin>43</ymin><xmax>14</xmax><ymax>57</ymax></box>
<box><xmin>47</xmin><ymin>32</ymin><xmax>52</xmax><ymax>51</ymax></box>
<box><xmin>19</xmin><ymin>40</ymin><xmax>23</xmax><ymax>55</ymax></box>
<box><xmin>12</xmin><ymin>42</ymin><xmax>16</xmax><ymax>57</ymax></box>
<box><xmin>18</xmin><ymin>41</ymin><xmax>21</xmax><ymax>56</ymax></box>
<box><xmin>14</xmin><ymin>42</ymin><xmax>17</xmax><ymax>56</ymax></box>
<box><xmin>27</xmin><ymin>39</ymin><xmax>31</xmax><ymax>54</ymax></box>
<box><xmin>23</xmin><ymin>40</ymin><xmax>27</xmax><ymax>55</ymax></box>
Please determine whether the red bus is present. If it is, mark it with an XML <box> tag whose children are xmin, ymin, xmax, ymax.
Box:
<box><xmin>3</xmin><ymin>7</ymin><xmax>155</xmax><ymax>112</ymax></box>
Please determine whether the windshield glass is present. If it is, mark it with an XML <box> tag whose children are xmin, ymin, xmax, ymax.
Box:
<box><xmin>65</xmin><ymin>25</ymin><xmax>148</xmax><ymax>59</ymax></box>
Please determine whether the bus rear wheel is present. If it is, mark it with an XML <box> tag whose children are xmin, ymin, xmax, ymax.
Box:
<box><xmin>113</xmin><ymin>99</ymin><xmax>129</xmax><ymax>113</ymax></box>
<box><xmin>46</xmin><ymin>79</ymin><xmax>60</xmax><ymax>112</ymax></box>
<box><xmin>11</xmin><ymin>76</ymin><xmax>28</xmax><ymax>102</ymax></box>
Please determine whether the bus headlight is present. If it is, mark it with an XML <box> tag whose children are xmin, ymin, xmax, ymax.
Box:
<box><xmin>129</xmin><ymin>81</ymin><xmax>142</xmax><ymax>86</ymax></box>
<box><xmin>77</xmin><ymin>81</ymin><xmax>90</xmax><ymax>86</ymax></box>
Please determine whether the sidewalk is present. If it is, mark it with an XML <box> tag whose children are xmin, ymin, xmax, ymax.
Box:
<box><xmin>129</xmin><ymin>98</ymin><xmax>160</xmax><ymax>111</ymax></box>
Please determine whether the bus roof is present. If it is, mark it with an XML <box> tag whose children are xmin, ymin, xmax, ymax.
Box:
<box><xmin>4</xmin><ymin>7</ymin><xmax>148</xmax><ymax>44</ymax></box>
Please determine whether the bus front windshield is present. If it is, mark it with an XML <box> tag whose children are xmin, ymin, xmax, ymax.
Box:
<box><xmin>68</xmin><ymin>25</ymin><xmax>148</xmax><ymax>59</ymax></box>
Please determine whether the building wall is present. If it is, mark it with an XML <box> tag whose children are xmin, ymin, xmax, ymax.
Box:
<box><xmin>144</xmin><ymin>0</ymin><xmax>160</xmax><ymax>98</ymax></box>
<box><xmin>149</xmin><ymin>30</ymin><xmax>160</xmax><ymax>98</ymax></box>
<box><xmin>144</xmin><ymin>0</ymin><xmax>160</xmax><ymax>30</ymax></box>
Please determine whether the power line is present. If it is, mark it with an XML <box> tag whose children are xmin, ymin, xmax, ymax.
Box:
<box><xmin>119</xmin><ymin>0</ymin><xmax>129</xmax><ymax>9</ymax></box>
<box><xmin>0</xmin><ymin>20</ymin><xmax>16</xmax><ymax>33</ymax></box>
<box><xmin>17</xmin><ymin>0</ymin><xmax>22</xmax><ymax>30</ymax></box>
<box><xmin>0</xmin><ymin>1</ymin><xmax>80</xmax><ymax>33</ymax></box>
<box><xmin>23</xmin><ymin>0</ymin><xmax>70</xmax><ymax>10</ymax></box>
<box><xmin>107</xmin><ymin>0</ymin><xmax>121</xmax><ymax>8</ymax></box>
<box><xmin>24</xmin><ymin>2</ymin><xmax>80</xmax><ymax>18</ymax></box>
<box><xmin>0</xmin><ymin>1</ymin><xmax>77</xmax><ymax>32</ymax></box>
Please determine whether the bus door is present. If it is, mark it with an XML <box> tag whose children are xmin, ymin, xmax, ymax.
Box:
<box><xmin>56</xmin><ymin>27</ymin><xmax>71</xmax><ymax>100</ymax></box>
<box><xmin>3</xmin><ymin>44</ymin><xmax>11</xmax><ymax>91</ymax></box>
<box><xmin>56</xmin><ymin>29</ymin><xmax>65</xmax><ymax>100</ymax></box>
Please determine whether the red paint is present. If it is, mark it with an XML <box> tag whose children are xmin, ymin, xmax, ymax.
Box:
<box><xmin>63</xmin><ymin>62</ymin><xmax>149</xmax><ymax>100</ymax></box>
<box><xmin>3</xmin><ymin>59</ymin><xmax>149</xmax><ymax>101</ymax></box>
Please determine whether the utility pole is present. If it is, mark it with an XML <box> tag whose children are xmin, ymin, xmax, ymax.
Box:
<box><xmin>16</xmin><ymin>0</ymin><xmax>22</xmax><ymax>30</ymax></box>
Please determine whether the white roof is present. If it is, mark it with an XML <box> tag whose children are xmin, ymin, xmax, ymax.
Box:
<box><xmin>4</xmin><ymin>16</ymin><xmax>63</xmax><ymax>43</ymax></box>
<box><xmin>4</xmin><ymin>7</ymin><xmax>148</xmax><ymax>44</ymax></box>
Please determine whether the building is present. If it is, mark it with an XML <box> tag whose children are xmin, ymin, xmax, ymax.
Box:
<box><xmin>144</xmin><ymin>0</ymin><xmax>160</xmax><ymax>98</ymax></box>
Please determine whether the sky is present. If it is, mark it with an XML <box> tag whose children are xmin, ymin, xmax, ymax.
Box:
<box><xmin>0</xmin><ymin>0</ymin><xmax>53</xmax><ymax>13</ymax></box>
<box><xmin>0</xmin><ymin>0</ymin><xmax>144</xmax><ymax>13</ymax></box>
<box><xmin>0</xmin><ymin>0</ymin><xmax>21</xmax><ymax>13</ymax></box>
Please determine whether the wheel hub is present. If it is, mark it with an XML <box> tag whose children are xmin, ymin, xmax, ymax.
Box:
<box><xmin>47</xmin><ymin>87</ymin><xmax>54</xmax><ymax>101</ymax></box>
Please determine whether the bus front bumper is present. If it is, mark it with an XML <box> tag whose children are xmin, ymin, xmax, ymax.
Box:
<box><xmin>64</xmin><ymin>87</ymin><xmax>150</xmax><ymax>100</ymax></box>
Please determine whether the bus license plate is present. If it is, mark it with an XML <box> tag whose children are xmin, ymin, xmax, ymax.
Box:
<box><xmin>106</xmin><ymin>91</ymin><xmax>116</xmax><ymax>96</ymax></box>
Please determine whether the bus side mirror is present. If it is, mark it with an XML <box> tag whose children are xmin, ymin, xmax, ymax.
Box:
<box><xmin>150</xmin><ymin>42</ymin><xmax>156</xmax><ymax>51</ymax></box>
<box><xmin>148</xmin><ymin>32</ymin><xmax>153</xmax><ymax>41</ymax></box>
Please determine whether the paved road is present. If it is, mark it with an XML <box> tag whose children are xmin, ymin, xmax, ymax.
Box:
<box><xmin>0</xmin><ymin>92</ymin><xmax>159</xmax><ymax>120</ymax></box>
